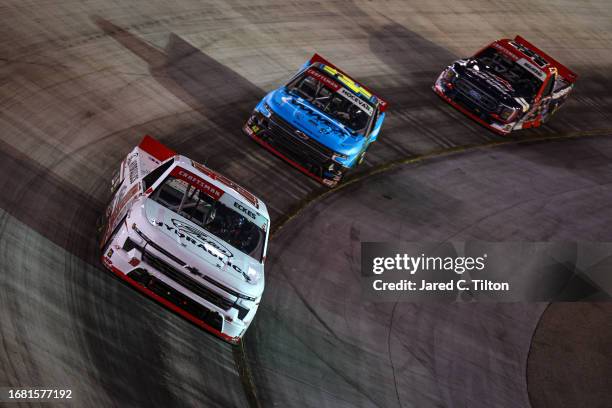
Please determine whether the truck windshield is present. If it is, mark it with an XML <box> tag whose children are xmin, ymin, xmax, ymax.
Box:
<box><xmin>476</xmin><ymin>47</ymin><xmax>543</xmax><ymax>99</ymax></box>
<box><xmin>287</xmin><ymin>69</ymin><xmax>374</xmax><ymax>133</ymax></box>
<box><xmin>151</xmin><ymin>174</ymin><xmax>266</xmax><ymax>263</ymax></box>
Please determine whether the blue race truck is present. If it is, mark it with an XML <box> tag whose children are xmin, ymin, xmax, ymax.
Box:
<box><xmin>243</xmin><ymin>54</ymin><xmax>387</xmax><ymax>187</ymax></box>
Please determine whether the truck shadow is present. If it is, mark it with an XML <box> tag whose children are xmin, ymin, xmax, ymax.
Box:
<box><xmin>331</xmin><ymin>3</ymin><xmax>492</xmax><ymax>160</ymax></box>
<box><xmin>93</xmin><ymin>16</ymin><xmax>265</xmax><ymax>170</ymax></box>
<box><xmin>340</xmin><ymin>2</ymin><xmax>458</xmax><ymax>108</ymax></box>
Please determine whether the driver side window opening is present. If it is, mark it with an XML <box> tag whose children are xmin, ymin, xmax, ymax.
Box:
<box><xmin>143</xmin><ymin>159</ymin><xmax>173</xmax><ymax>189</ymax></box>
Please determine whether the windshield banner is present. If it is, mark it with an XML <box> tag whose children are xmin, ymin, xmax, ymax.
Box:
<box><xmin>516</xmin><ymin>58</ymin><xmax>547</xmax><ymax>81</ymax></box>
<box><xmin>337</xmin><ymin>87</ymin><xmax>374</xmax><ymax>116</ymax></box>
<box><xmin>171</xmin><ymin>167</ymin><xmax>224</xmax><ymax>200</ymax></box>
<box><xmin>219</xmin><ymin>194</ymin><xmax>269</xmax><ymax>231</ymax></box>
<box><xmin>306</xmin><ymin>68</ymin><xmax>340</xmax><ymax>91</ymax></box>
<box><xmin>306</xmin><ymin>68</ymin><xmax>374</xmax><ymax>116</ymax></box>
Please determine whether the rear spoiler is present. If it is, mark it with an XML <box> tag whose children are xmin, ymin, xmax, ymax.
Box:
<box><xmin>514</xmin><ymin>36</ymin><xmax>578</xmax><ymax>83</ymax></box>
<box><xmin>308</xmin><ymin>53</ymin><xmax>388</xmax><ymax>112</ymax></box>
<box><xmin>138</xmin><ymin>135</ymin><xmax>176</xmax><ymax>162</ymax></box>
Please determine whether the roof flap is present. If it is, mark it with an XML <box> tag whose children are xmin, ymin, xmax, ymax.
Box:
<box><xmin>514</xmin><ymin>35</ymin><xmax>578</xmax><ymax>83</ymax></box>
<box><xmin>138</xmin><ymin>135</ymin><xmax>176</xmax><ymax>162</ymax></box>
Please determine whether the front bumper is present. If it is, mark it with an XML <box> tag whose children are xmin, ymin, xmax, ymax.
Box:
<box><xmin>243</xmin><ymin>111</ymin><xmax>347</xmax><ymax>188</ymax></box>
<box><xmin>433</xmin><ymin>74</ymin><xmax>516</xmax><ymax>136</ymax></box>
<box><xmin>101</xmin><ymin>228</ymin><xmax>259</xmax><ymax>345</ymax></box>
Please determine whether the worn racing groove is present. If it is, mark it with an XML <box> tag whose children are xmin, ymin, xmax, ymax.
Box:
<box><xmin>233</xmin><ymin>342</ymin><xmax>262</xmax><ymax>408</ymax></box>
<box><xmin>270</xmin><ymin>128</ymin><xmax>612</xmax><ymax>237</ymax></box>
<box><xmin>234</xmin><ymin>127</ymin><xmax>612</xmax><ymax>408</ymax></box>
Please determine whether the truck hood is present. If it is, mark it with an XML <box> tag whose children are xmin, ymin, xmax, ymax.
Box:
<box><xmin>454</xmin><ymin>59</ymin><xmax>529</xmax><ymax>111</ymax></box>
<box><xmin>132</xmin><ymin>198</ymin><xmax>264</xmax><ymax>297</ymax></box>
<box><xmin>266</xmin><ymin>88</ymin><xmax>366</xmax><ymax>154</ymax></box>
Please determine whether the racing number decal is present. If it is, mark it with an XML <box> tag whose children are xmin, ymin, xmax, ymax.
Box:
<box><xmin>493</xmin><ymin>40</ymin><xmax>549</xmax><ymax>80</ymax></box>
<box><xmin>509</xmin><ymin>41</ymin><xmax>549</xmax><ymax>68</ymax></box>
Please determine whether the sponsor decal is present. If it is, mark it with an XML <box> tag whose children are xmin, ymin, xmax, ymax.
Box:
<box><xmin>152</xmin><ymin>218</ymin><xmax>248</xmax><ymax>275</ymax></box>
<box><xmin>152</xmin><ymin>218</ymin><xmax>234</xmax><ymax>259</ymax></box>
<box><xmin>243</xmin><ymin>124</ymin><xmax>255</xmax><ymax>136</ymax></box>
<box><xmin>492</xmin><ymin>42</ymin><xmax>520</xmax><ymax>61</ymax></box>
<box><xmin>308</xmin><ymin>67</ymin><xmax>376</xmax><ymax>113</ymax></box>
<box><xmin>516</xmin><ymin>58</ymin><xmax>547</xmax><ymax>81</ymax></box>
<box><xmin>111</xmin><ymin>184</ymin><xmax>139</xmax><ymax>222</ymax></box>
<box><xmin>170</xmin><ymin>218</ymin><xmax>233</xmax><ymax>258</ymax></box>
<box><xmin>318</xmin><ymin>126</ymin><xmax>332</xmax><ymax>135</ymax></box>
<box><xmin>295</xmin><ymin>130</ymin><xmax>308</xmax><ymax>140</ymax></box>
<box><xmin>126</xmin><ymin>152</ymin><xmax>139</xmax><ymax>184</ymax></box>
<box><xmin>468</xmin><ymin>89</ymin><xmax>482</xmax><ymax>101</ymax></box>
<box><xmin>338</xmin><ymin>87</ymin><xmax>374</xmax><ymax>116</ymax></box>
<box><xmin>101</xmin><ymin>184</ymin><xmax>140</xmax><ymax>246</ymax></box>
<box><xmin>322</xmin><ymin>65</ymin><xmax>373</xmax><ymax>98</ymax></box>
<box><xmin>191</xmin><ymin>161</ymin><xmax>259</xmax><ymax>209</ymax></box>
<box><xmin>171</xmin><ymin>167</ymin><xmax>224</xmax><ymax>200</ymax></box>
<box><xmin>291</xmin><ymin>99</ymin><xmax>340</xmax><ymax>135</ymax></box>
<box><xmin>233</xmin><ymin>201</ymin><xmax>257</xmax><ymax>221</ymax></box>
<box><xmin>306</xmin><ymin>68</ymin><xmax>340</xmax><ymax>91</ymax></box>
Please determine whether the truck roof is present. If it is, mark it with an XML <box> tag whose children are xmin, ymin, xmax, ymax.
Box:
<box><xmin>490</xmin><ymin>37</ymin><xmax>577</xmax><ymax>84</ymax></box>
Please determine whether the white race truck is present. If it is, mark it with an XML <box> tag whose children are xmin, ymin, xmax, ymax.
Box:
<box><xmin>99</xmin><ymin>136</ymin><xmax>269</xmax><ymax>344</ymax></box>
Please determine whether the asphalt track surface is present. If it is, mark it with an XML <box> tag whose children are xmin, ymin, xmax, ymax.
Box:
<box><xmin>0</xmin><ymin>0</ymin><xmax>611</xmax><ymax>407</ymax></box>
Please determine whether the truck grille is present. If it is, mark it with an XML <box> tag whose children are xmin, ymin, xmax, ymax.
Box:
<box><xmin>124</xmin><ymin>238</ymin><xmax>252</xmax><ymax>320</ymax></box>
<box><xmin>143</xmin><ymin>250</ymin><xmax>234</xmax><ymax>311</ymax></box>
<box><xmin>454</xmin><ymin>79</ymin><xmax>498</xmax><ymax>112</ymax></box>
<box><xmin>263</xmin><ymin>113</ymin><xmax>334</xmax><ymax>175</ymax></box>
<box><xmin>127</xmin><ymin>268</ymin><xmax>223</xmax><ymax>331</ymax></box>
